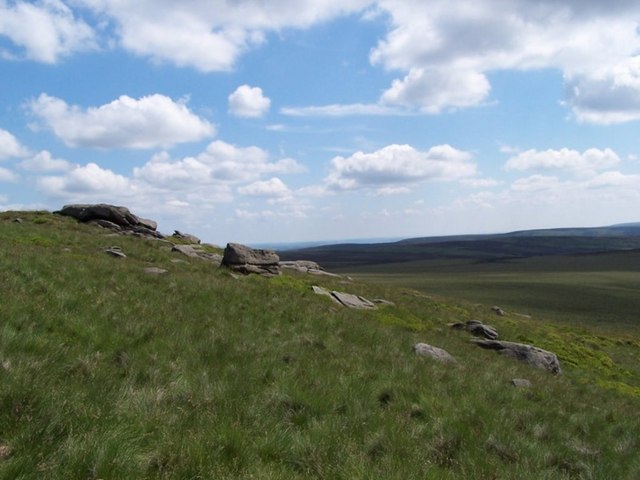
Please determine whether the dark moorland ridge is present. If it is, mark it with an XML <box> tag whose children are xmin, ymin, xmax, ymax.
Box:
<box><xmin>279</xmin><ymin>223</ymin><xmax>640</xmax><ymax>269</ymax></box>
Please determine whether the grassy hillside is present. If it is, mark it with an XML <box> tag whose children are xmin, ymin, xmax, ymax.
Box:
<box><xmin>1</xmin><ymin>211</ymin><xmax>640</xmax><ymax>479</ymax></box>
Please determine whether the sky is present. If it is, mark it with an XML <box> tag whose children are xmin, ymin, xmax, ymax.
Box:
<box><xmin>1</xmin><ymin>0</ymin><xmax>640</xmax><ymax>246</ymax></box>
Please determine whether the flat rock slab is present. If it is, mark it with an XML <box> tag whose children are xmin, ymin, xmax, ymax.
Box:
<box><xmin>473</xmin><ymin>339</ymin><xmax>561</xmax><ymax>374</ymax></box>
<box><xmin>450</xmin><ymin>320</ymin><xmax>499</xmax><ymax>340</ymax></box>
<box><xmin>105</xmin><ymin>248</ymin><xmax>126</xmax><ymax>258</ymax></box>
<box><xmin>413</xmin><ymin>343</ymin><xmax>456</xmax><ymax>363</ymax></box>
<box><xmin>312</xmin><ymin>286</ymin><xmax>377</xmax><ymax>309</ymax></box>
<box><xmin>511</xmin><ymin>378</ymin><xmax>533</xmax><ymax>388</ymax></box>
<box><xmin>331</xmin><ymin>291</ymin><xmax>377</xmax><ymax>310</ymax></box>
<box><xmin>144</xmin><ymin>267</ymin><xmax>168</xmax><ymax>275</ymax></box>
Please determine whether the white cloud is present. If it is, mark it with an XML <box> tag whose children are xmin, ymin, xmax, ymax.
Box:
<box><xmin>0</xmin><ymin>0</ymin><xmax>96</xmax><ymax>63</ymax></box>
<box><xmin>370</xmin><ymin>0</ymin><xmax>640</xmax><ymax>119</ymax></box>
<box><xmin>0</xmin><ymin>166</ymin><xmax>18</xmax><ymax>182</ymax></box>
<box><xmin>28</xmin><ymin>93</ymin><xmax>215</xmax><ymax>149</ymax></box>
<box><xmin>505</xmin><ymin>148</ymin><xmax>621</xmax><ymax>174</ymax></box>
<box><xmin>134</xmin><ymin>141</ymin><xmax>304</xmax><ymax>189</ymax></box>
<box><xmin>374</xmin><ymin>186</ymin><xmax>410</xmax><ymax>196</ymax></box>
<box><xmin>380</xmin><ymin>67</ymin><xmax>491</xmax><ymax>113</ymax></box>
<box><xmin>587</xmin><ymin>170</ymin><xmax>640</xmax><ymax>188</ymax></box>
<box><xmin>238</xmin><ymin>177</ymin><xmax>291</xmax><ymax>198</ymax></box>
<box><xmin>38</xmin><ymin>162</ymin><xmax>131</xmax><ymax>197</ymax></box>
<box><xmin>460</xmin><ymin>178</ymin><xmax>502</xmax><ymax>188</ymax></box>
<box><xmin>565</xmin><ymin>57</ymin><xmax>640</xmax><ymax>124</ymax></box>
<box><xmin>77</xmin><ymin>0</ymin><xmax>371</xmax><ymax>72</ymax></box>
<box><xmin>228</xmin><ymin>85</ymin><xmax>271</xmax><ymax>118</ymax></box>
<box><xmin>280</xmin><ymin>1</ymin><xmax>640</xmax><ymax>120</ymax></box>
<box><xmin>281</xmin><ymin>103</ymin><xmax>401</xmax><ymax>117</ymax></box>
<box><xmin>0</xmin><ymin>129</ymin><xmax>29</xmax><ymax>159</ymax></box>
<box><xmin>326</xmin><ymin>143</ymin><xmax>476</xmax><ymax>191</ymax></box>
<box><xmin>19</xmin><ymin>150</ymin><xmax>71</xmax><ymax>171</ymax></box>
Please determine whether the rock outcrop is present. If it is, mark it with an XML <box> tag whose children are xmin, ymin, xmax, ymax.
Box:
<box><xmin>172</xmin><ymin>230</ymin><xmax>201</xmax><ymax>244</ymax></box>
<box><xmin>413</xmin><ymin>343</ymin><xmax>456</xmax><ymax>363</ymax></box>
<box><xmin>221</xmin><ymin>243</ymin><xmax>280</xmax><ymax>276</ymax></box>
<box><xmin>472</xmin><ymin>339</ymin><xmax>561</xmax><ymax>374</ymax></box>
<box><xmin>450</xmin><ymin>320</ymin><xmax>499</xmax><ymax>339</ymax></box>
<box><xmin>56</xmin><ymin>204</ymin><xmax>163</xmax><ymax>239</ymax></box>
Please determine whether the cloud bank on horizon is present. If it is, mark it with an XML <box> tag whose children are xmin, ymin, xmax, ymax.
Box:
<box><xmin>1</xmin><ymin>0</ymin><xmax>640</xmax><ymax>243</ymax></box>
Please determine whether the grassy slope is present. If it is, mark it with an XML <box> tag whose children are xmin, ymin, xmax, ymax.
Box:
<box><xmin>1</xmin><ymin>212</ymin><xmax>639</xmax><ymax>479</ymax></box>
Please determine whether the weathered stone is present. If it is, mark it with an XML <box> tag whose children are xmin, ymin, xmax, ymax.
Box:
<box><xmin>331</xmin><ymin>291</ymin><xmax>377</xmax><ymax>309</ymax></box>
<box><xmin>172</xmin><ymin>230</ymin><xmax>201</xmax><ymax>244</ymax></box>
<box><xmin>280</xmin><ymin>260</ymin><xmax>342</xmax><ymax>278</ymax></box>
<box><xmin>372</xmin><ymin>298</ymin><xmax>396</xmax><ymax>306</ymax></box>
<box><xmin>473</xmin><ymin>339</ymin><xmax>561</xmax><ymax>374</ymax></box>
<box><xmin>280</xmin><ymin>260</ymin><xmax>322</xmax><ymax>272</ymax></box>
<box><xmin>450</xmin><ymin>320</ymin><xmax>499</xmax><ymax>339</ymax></box>
<box><xmin>56</xmin><ymin>204</ymin><xmax>163</xmax><ymax>239</ymax></box>
<box><xmin>13</xmin><ymin>218</ymin><xmax>23</xmax><ymax>223</ymax></box>
<box><xmin>222</xmin><ymin>243</ymin><xmax>280</xmax><ymax>276</ymax></box>
<box><xmin>91</xmin><ymin>219</ymin><xmax>122</xmax><ymax>231</ymax></box>
<box><xmin>511</xmin><ymin>378</ymin><xmax>532</xmax><ymax>388</ymax></box>
<box><xmin>492</xmin><ymin>306</ymin><xmax>505</xmax><ymax>316</ymax></box>
<box><xmin>312</xmin><ymin>285</ymin><xmax>331</xmax><ymax>296</ymax></box>
<box><xmin>105</xmin><ymin>247</ymin><xmax>126</xmax><ymax>258</ymax></box>
<box><xmin>413</xmin><ymin>343</ymin><xmax>456</xmax><ymax>363</ymax></box>
<box><xmin>144</xmin><ymin>267</ymin><xmax>168</xmax><ymax>275</ymax></box>
<box><xmin>172</xmin><ymin>244</ymin><xmax>201</xmax><ymax>258</ymax></box>
<box><xmin>138</xmin><ymin>217</ymin><xmax>158</xmax><ymax>231</ymax></box>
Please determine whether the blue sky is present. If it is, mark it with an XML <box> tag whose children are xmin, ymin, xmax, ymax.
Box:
<box><xmin>1</xmin><ymin>1</ymin><xmax>640</xmax><ymax>245</ymax></box>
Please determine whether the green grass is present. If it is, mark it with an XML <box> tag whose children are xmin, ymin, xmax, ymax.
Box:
<box><xmin>1</xmin><ymin>211</ymin><xmax>640</xmax><ymax>479</ymax></box>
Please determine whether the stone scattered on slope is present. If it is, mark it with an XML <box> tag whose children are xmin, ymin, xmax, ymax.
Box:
<box><xmin>473</xmin><ymin>339</ymin><xmax>561</xmax><ymax>374</ymax></box>
<box><xmin>144</xmin><ymin>267</ymin><xmax>168</xmax><ymax>275</ymax></box>
<box><xmin>413</xmin><ymin>343</ymin><xmax>457</xmax><ymax>363</ymax></box>
<box><xmin>172</xmin><ymin>244</ymin><xmax>201</xmax><ymax>258</ymax></box>
<box><xmin>450</xmin><ymin>320</ymin><xmax>499</xmax><ymax>339</ymax></box>
<box><xmin>56</xmin><ymin>204</ymin><xmax>163</xmax><ymax>239</ymax></box>
<box><xmin>511</xmin><ymin>378</ymin><xmax>532</xmax><ymax>388</ymax></box>
<box><xmin>172</xmin><ymin>230</ymin><xmax>201</xmax><ymax>244</ymax></box>
<box><xmin>222</xmin><ymin>243</ymin><xmax>280</xmax><ymax>277</ymax></box>
<box><xmin>492</xmin><ymin>306</ymin><xmax>506</xmax><ymax>316</ymax></box>
<box><xmin>311</xmin><ymin>286</ymin><xmax>379</xmax><ymax>309</ymax></box>
<box><xmin>279</xmin><ymin>260</ymin><xmax>342</xmax><ymax>278</ymax></box>
<box><xmin>105</xmin><ymin>247</ymin><xmax>126</xmax><ymax>258</ymax></box>
<box><xmin>171</xmin><ymin>244</ymin><xmax>222</xmax><ymax>264</ymax></box>
<box><xmin>372</xmin><ymin>298</ymin><xmax>396</xmax><ymax>306</ymax></box>
<box><xmin>331</xmin><ymin>291</ymin><xmax>377</xmax><ymax>310</ymax></box>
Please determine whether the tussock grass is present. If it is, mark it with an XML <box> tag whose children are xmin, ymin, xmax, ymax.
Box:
<box><xmin>1</xmin><ymin>211</ymin><xmax>639</xmax><ymax>479</ymax></box>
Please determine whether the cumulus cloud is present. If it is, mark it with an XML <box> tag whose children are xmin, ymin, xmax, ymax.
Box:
<box><xmin>238</xmin><ymin>177</ymin><xmax>291</xmax><ymax>198</ymax></box>
<box><xmin>133</xmin><ymin>140</ymin><xmax>304</xmax><ymax>189</ymax></box>
<box><xmin>0</xmin><ymin>129</ymin><xmax>29</xmax><ymax>159</ymax></box>
<box><xmin>76</xmin><ymin>0</ymin><xmax>371</xmax><ymax>71</ymax></box>
<box><xmin>370</xmin><ymin>0</ymin><xmax>640</xmax><ymax>116</ymax></box>
<box><xmin>228</xmin><ymin>85</ymin><xmax>271</xmax><ymax>118</ymax></box>
<box><xmin>565</xmin><ymin>57</ymin><xmax>640</xmax><ymax>124</ymax></box>
<box><xmin>0</xmin><ymin>166</ymin><xmax>18</xmax><ymax>182</ymax></box>
<box><xmin>19</xmin><ymin>150</ymin><xmax>71</xmax><ymax>171</ymax></box>
<box><xmin>380</xmin><ymin>67</ymin><xmax>491</xmax><ymax>113</ymax></box>
<box><xmin>280</xmin><ymin>1</ymin><xmax>640</xmax><ymax>120</ymax></box>
<box><xmin>38</xmin><ymin>162</ymin><xmax>131</xmax><ymax>197</ymax></box>
<box><xmin>28</xmin><ymin>93</ymin><xmax>215</xmax><ymax>149</ymax></box>
<box><xmin>505</xmin><ymin>148</ymin><xmax>621</xmax><ymax>174</ymax></box>
<box><xmin>0</xmin><ymin>0</ymin><xmax>96</xmax><ymax>63</ymax></box>
<box><xmin>326</xmin><ymin>144</ymin><xmax>476</xmax><ymax>191</ymax></box>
